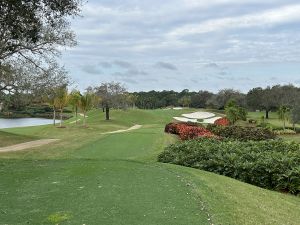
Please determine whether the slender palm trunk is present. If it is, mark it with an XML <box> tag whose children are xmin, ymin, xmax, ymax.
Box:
<box><xmin>75</xmin><ymin>106</ymin><xmax>78</xmax><ymax>125</ymax></box>
<box><xmin>60</xmin><ymin>108</ymin><xmax>63</xmax><ymax>127</ymax></box>
<box><xmin>83</xmin><ymin>111</ymin><xmax>86</xmax><ymax>126</ymax></box>
<box><xmin>105</xmin><ymin>105</ymin><xmax>110</xmax><ymax>120</ymax></box>
<box><xmin>53</xmin><ymin>107</ymin><xmax>56</xmax><ymax>126</ymax></box>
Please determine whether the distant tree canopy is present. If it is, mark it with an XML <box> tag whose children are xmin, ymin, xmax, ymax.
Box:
<box><xmin>247</xmin><ymin>85</ymin><xmax>299</xmax><ymax>118</ymax></box>
<box><xmin>132</xmin><ymin>85</ymin><xmax>300</xmax><ymax>123</ymax></box>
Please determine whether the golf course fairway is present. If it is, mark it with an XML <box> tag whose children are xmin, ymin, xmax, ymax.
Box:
<box><xmin>0</xmin><ymin>109</ymin><xmax>299</xmax><ymax>225</ymax></box>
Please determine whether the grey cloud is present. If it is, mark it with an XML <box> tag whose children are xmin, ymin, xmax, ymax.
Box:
<box><xmin>204</xmin><ymin>63</ymin><xmax>220</xmax><ymax>69</ymax></box>
<box><xmin>112</xmin><ymin>68</ymin><xmax>148</xmax><ymax>77</ymax></box>
<box><xmin>155</xmin><ymin>62</ymin><xmax>178</xmax><ymax>71</ymax></box>
<box><xmin>81</xmin><ymin>65</ymin><xmax>102</xmax><ymax>75</ymax></box>
<box><xmin>120</xmin><ymin>77</ymin><xmax>138</xmax><ymax>84</ymax></box>
<box><xmin>113</xmin><ymin>60</ymin><xmax>134</xmax><ymax>69</ymax></box>
<box><xmin>99</xmin><ymin>62</ymin><xmax>112</xmax><ymax>68</ymax></box>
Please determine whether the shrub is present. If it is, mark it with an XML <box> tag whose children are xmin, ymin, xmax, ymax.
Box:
<box><xmin>225</xmin><ymin>100</ymin><xmax>247</xmax><ymax>124</ymax></box>
<box><xmin>274</xmin><ymin>129</ymin><xmax>297</xmax><ymax>135</ymax></box>
<box><xmin>158</xmin><ymin>138</ymin><xmax>300</xmax><ymax>194</ymax></box>
<box><xmin>248</xmin><ymin>119</ymin><xmax>257</xmax><ymax>124</ymax></box>
<box><xmin>165</xmin><ymin>122</ymin><xmax>198</xmax><ymax>135</ymax></box>
<box><xmin>214</xmin><ymin>117</ymin><xmax>230</xmax><ymax>126</ymax></box>
<box><xmin>207</xmin><ymin>124</ymin><xmax>276</xmax><ymax>141</ymax></box>
<box><xmin>164</xmin><ymin>122</ymin><xmax>215</xmax><ymax>140</ymax></box>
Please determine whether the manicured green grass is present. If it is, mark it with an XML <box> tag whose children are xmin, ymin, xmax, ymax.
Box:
<box><xmin>248</xmin><ymin>111</ymin><xmax>300</xmax><ymax>129</ymax></box>
<box><xmin>0</xmin><ymin>109</ymin><xmax>299</xmax><ymax>225</ymax></box>
<box><xmin>0</xmin><ymin>130</ymin><xmax>37</xmax><ymax>147</ymax></box>
<box><xmin>247</xmin><ymin>111</ymin><xmax>300</xmax><ymax>142</ymax></box>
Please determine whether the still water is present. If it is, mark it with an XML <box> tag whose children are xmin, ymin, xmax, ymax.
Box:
<box><xmin>0</xmin><ymin>118</ymin><xmax>59</xmax><ymax>129</ymax></box>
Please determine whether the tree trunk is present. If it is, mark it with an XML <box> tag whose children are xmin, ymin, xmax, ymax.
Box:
<box><xmin>75</xmin><ymin>106</ymin><xmax>78</xmax><ymax>125</ymax></box>
<box><xmin>265</xmin><ymin>110</ymin><xmax>269</xmax><ymax>119</ymax></box>
<box><xmin>102</xmin><ymin>107</ymin><xmax>105</xmax><ymax>112</ymax></box>
<box><xmin>283</xmin><ymin>119</ymin><xmax>286</xmax><ymax>130</ymax></box>
<box><xmin>105</xmin><ymin>105</ymin><xmax>110</xmax><ymax>120</ymax></box>
<box><xmin>83</xmin><ymin>112</ymin><xmax>86</xmax><ymax>126</ymax></box>
<box><xmin>60</xmin><ymin>109</ymin><xmax>63</xmax><ymax>127</ymax></box>
<box><xmin>293</xmin><ymin>123</ymin><xmax>296</xmax><ymax>131</ymax></box>
<box><xmin>53</xmin><ymin>108</ymin><xmax>56</xmax><ymax>126</ymax></box>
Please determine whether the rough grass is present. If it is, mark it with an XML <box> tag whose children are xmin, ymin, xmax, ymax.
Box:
<box><xmin>0</xmin><ymin>109</ymin><xmax>299</xmax><ymax>225</ymax></box>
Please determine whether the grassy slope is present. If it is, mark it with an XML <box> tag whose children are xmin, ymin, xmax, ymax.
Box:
<box><xmin>0</xmin><ymin>130</ymin><xmax>37</xmax><ymax>147</ymax></box>
<box><xmin>0</xmin><ymin>109</ymin><xmax>299</xmax><ymax>225</ymax></box>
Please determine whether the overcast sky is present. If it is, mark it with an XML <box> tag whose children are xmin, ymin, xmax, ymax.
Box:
<box><xmin>62</xmin><ymin>0</ymin><xmax>300</xmax><ymax>93</ymax></box>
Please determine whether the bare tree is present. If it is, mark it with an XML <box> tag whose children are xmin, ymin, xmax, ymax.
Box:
<box><xmin>94</xmin><ymin>82</ymin><xmax>127</xmax><ymax>120</ymax></box>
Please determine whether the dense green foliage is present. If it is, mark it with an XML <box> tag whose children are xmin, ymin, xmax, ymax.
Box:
<box><xmin>0</xmin><ymin>104</ymin><xmax>71</xmax><ymax>119</ymax></box>
<box><xmin>158</xmin><ymin>138</ymin><xmax>300</xmax><ymax>194</ymax></box>
<box><xmin>207</xmin><ymin>124</ymin><xmax>276</xmax><ymax>141</ymax></box>
<box><xmin>225</xmin><ymin>100</ymin><xmax>247</xmax><ymax>124</ymax></box>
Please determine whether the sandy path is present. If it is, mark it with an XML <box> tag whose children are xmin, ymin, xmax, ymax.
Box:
<box><xmin>101</xmin><ymin>125</ymin><xmax>142</xmax><ymax>134</ymax></box>
<box><xmin>0</xmin><ymin>139</ymin><xmax>60</xmax><ymax>153</ymax></box>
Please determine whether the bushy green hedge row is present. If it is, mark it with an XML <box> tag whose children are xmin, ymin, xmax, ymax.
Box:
<box><xmin>207</xmin><ymin>124</ymin><xmax>276</xmax><ymax>141</ymax></box>
<box><xmin>158</xmin><ymin>138</ymin><xmax>300</xmax><ymax>194</ymax></box>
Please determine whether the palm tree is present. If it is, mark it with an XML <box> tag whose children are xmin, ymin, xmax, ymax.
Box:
<box><xmin>44</xmin><ymin>88</ymin><xmax>60</xmax><ymax>126</ymax></box>
<box><xmin>54</xmin><ymin>88</ymin><xmax>69</xmax><ymax>127</ymax></box>
<box><xmin>79</xmin><ymin>93</ymin><xmax>93</xmax><ymax>127</ymax></box>
<box><xmin>69</xmin><ymin>90</ymin><xmax>81</xmax><ymax>125</ymax></box>
<box><xmin>278</xmin><ymin>106</ymin><xmax>290</xmax><ymax>130</ymax></box>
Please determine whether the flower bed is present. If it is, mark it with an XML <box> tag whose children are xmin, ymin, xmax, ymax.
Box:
<box><xmin>165</xmin><ymin>122</ymin><xmax>215</xmax><ymax>140</ymax></box>
<box><xmin>214</xmin><ymin>117</ymin><xmax>230</xmax><ymax>126</ymax></box>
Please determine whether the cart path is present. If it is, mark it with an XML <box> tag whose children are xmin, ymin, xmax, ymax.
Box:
<box><xmin>101</xmin><ymin>124</ymin><xmax>142</xmax><ymax>134</ymax></box>
<box><xmin>0</xmin><ymin>139</ymin><xmax>60</xmax><ymax>153</ymax></box>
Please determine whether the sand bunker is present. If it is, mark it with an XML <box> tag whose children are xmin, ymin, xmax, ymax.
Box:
<box><xmin>173</xmin><ymin>117</ymin><xmax>198</xmax><ymax>123</ymax></box>
<box><xmin>201</xmin><ymin>116</ymin><xmax>222</xmax><ymax>124</ymax></box>
<box><xmin>181</xmin><ymin>112</ymin><xmax>215</xmax><ymax>119</ymax></box>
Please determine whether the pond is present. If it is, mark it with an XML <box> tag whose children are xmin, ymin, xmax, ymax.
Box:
<box><xmin>0</xmin><ymin>118</ymin><xmax>60</xmax><ymax>129</ymax></box>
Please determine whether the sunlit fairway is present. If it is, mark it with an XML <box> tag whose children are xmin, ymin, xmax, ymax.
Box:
<box><xmin>0</xmin><ymin>109</ymin><xmax>299</xmax><ymax>225</ymax></box>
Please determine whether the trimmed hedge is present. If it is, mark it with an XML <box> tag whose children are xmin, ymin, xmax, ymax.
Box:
<box><xmin>158</xmin><ymin>138</ymin><xmax>300</xmax><ymax>194</ymax></box>
<box><xmin>207</xmin><ymin>124</ymin><xmax>276</xmax><ymax>141</ymax></box>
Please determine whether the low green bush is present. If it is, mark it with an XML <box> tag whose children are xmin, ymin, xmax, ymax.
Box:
<box><xmin>207</xmin><ymin>124</ymin><xmax>276</xmax><ymax>141</ymax></box>
<box><xmin>158</xmin><ymin>138</ymin><xmax>300</xmax><ymax>194</ymax></box>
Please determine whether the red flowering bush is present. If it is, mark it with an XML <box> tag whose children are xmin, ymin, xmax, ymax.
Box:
<box><xmin>165</xmin><ymin>122</ymin><xmax>215</xmax><ymax>140</ymax></box>
<box><xmin>214</xmin><ymin>117</ymin><xmax>230</xmax><ymax>126</ymax></box>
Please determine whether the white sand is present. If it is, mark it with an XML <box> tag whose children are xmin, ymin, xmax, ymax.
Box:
<box><xmin>182</xmin><ymin>112</ymin><xmax>215</xmax><ymax>119</ymax></box>
<box><xmin>173</xmin><ymin>117</ymin><xmax>198</xmax><ymax>123</ymax></box>
<box><xmin>201</xmin><ymin>116</ymin><xmax>222</xmax><ymax>124</ymax></box>
<box><xmin>173</xmin><ymin>107</ymin><xmax>183</xmax><ymax>110</ymax></box>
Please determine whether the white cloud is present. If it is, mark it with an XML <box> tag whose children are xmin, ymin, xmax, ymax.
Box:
<box><xmin>62</xmin><ymin>0</ymin><xmax>300</xmax><ymax>92</ymax></box>
<box><xmin>168</xmin><ymin>4</ymin><xmax>300</xmax><ymax>37</ymax></box>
